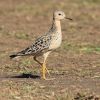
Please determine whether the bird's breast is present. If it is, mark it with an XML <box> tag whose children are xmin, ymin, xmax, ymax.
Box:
<box><xmin>49</xmin><ymin>32</ymin><xmax>62</xmax><ymax>50</ymax></box>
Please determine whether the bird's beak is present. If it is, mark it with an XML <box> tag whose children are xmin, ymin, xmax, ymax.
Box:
<box><xmin>65</xmin><ymin>17</ymin><xmax>73</xmax><ymax>20</ymax></box>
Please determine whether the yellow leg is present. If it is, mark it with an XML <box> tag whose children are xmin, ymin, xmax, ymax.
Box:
<box><xmin>42</xmin><ymin>63</ymin><xmax>54</xmax><ymax>80</ymax></box>
<box><xmin>42</xmin><ymin>63</ymin><xmax>46</xmax><ymax>79</ymax></box>
<box><xmin>34</xmin><ymin>56</ymin><xmax>50</xmax><ymax>76</ymax></box>
<box><xmin>45</xmin><ymin>67</ymin><xmax>50</xmax><ymax>76</ymax></box>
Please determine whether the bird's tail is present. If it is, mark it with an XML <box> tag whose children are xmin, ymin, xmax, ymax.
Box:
<box><xmin>9</xmin><ymin>47</ymin><xmax>30</xmax><ymax>59</ymax></box>
<box><xmin>9</xmin><ymin>51</ymin><xmax>26</xmax><ymax>59</ymax></box>
<box><xmin>9</xmin><ymin>54</ymin><xmax>18</xmax><ymax>59</ymax></box>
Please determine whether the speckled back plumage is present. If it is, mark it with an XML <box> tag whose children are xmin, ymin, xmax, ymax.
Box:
<box><xmin>18</xmin><ymin>33</ymin><xmax>53</xmax><ymax>56</ymax></box>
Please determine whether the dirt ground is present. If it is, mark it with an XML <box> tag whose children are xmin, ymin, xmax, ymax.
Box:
<box><xmin>0</xmin><ymin>0</ymin><xmax>100</xmax><ymax>100</ymax></box>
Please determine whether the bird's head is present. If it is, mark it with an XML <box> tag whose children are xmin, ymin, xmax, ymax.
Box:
<box><xmin>53</xmin><ymin>10</ymin><xmax>72</xmax><ymax>21</ymax></box>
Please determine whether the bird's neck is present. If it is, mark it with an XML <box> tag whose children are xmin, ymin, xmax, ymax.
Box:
<box><xmin>51</xmin><ymin>19</ymin><xmax>61</xmax><ymax>33</ymax></box>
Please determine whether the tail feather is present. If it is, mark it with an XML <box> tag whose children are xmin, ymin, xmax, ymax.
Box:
<box><xmin>10</xmin><ymin>47</ymin><xmax>31</xmax><ymax>59</ymax></box>
<box><xmin>9</xmin><ymin>54</ymin><xmax>18</xmax><ymax>59</ymax></box>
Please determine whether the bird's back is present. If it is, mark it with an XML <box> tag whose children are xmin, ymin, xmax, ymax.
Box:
<box><xmin>15</xmin><ymin>33</ymin><xmax>53</xmax><ymax>56</ymax></box>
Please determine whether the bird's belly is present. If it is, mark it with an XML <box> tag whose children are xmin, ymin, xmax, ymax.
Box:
<box><xmin>49</xmin><ymin>35</ymin><xmax>62</xmax><ymax>50</ymax></box>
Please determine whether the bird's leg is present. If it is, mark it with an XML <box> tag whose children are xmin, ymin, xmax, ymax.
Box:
<box><xmin>42</xmin><ymin>59</ymin><xmax>55</xmax><ymax>80</ymax></box>
<box><xmin>33</xmin><ymin>56</ymin><xmax>50</xmax><ymax>76</ymax></box>
<box><xmin>34</xmin><ymin>56</ymin><xmax>47</xmax><ymax>79</ymax></box>
<box><xmin>45</xmin><ymin>66</ymin><xmax>50</xmax><ymax>76</ymax></box>
<box><xmin>42</xmin><ymin>52</ymin><xmax>53</xmax><ymax>80</ymax></box>
<box><xmin>42</xmin><ymin>62</ymin><xmax>46</xmax><ymax>79</ymax></box>
<box><xmin>34</xmin><ymin>56</ymin><xmax>42</xmax><ymax>65</ymax></box>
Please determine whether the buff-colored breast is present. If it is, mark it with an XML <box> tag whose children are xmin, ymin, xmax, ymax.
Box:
<box><xmin>49</xmin><ymin>32</ymin><xmax>62</xmax><ymax>50</ymax></box>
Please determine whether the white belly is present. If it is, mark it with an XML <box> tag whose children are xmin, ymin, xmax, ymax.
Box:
<box><xmin>49</xmin><ymin>32</ymin><xmax>62</xmax><ymax>50</ymax></box>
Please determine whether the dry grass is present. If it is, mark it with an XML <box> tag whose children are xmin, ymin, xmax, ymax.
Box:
<box><xmin>0</xmin><ymin>0</ymin><xmax>100</xmax><ymax>99</ymax></box>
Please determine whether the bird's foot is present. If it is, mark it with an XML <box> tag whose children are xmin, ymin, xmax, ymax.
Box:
<box><xmin>45</xmin><ymin>67</ymin><xmax>51</xmax><ymax>76</ymax></box>
<box><xmin>41</xmin><ymin>63</ymin><xmax>55</xmax><ymax>80</ymax></box>
<box><xmin>41</xmin><ymin>77</ymin><xmax>55</xmax><ymax>80</ymax></box>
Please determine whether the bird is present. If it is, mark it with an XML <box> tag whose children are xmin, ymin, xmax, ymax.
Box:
<box><xmin>10</xmin><ymin>10</ymin><xmax>72</xmax><ymax>80</ymax></box>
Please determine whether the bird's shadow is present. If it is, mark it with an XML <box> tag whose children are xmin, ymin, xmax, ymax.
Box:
<box><xmin>11</xmin><ymin>73</ymin><xmax>40</xmax><ymax>79</ymax></box>
<box><xmin>0</xmin><ymin>73</ymin><xmax>40</xmax><ymax>79</ymax></box>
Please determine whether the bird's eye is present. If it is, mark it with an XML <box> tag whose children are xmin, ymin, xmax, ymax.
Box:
<box><xmin>58</xmin><ymin>13</ymin><xmax>61</xmax><ymax>15</ymax></box>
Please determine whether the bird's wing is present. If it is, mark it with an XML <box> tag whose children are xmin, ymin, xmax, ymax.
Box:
<box><xmin>17</xmin><ymin>34</ymin><xmax>52</xmax><ymax>56</ymax></box>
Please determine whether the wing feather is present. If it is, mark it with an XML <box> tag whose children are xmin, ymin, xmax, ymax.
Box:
<box><xmin>18</xmin><ymin>34</ymin><xmax>52</xmax><ymax>56</ymax></box>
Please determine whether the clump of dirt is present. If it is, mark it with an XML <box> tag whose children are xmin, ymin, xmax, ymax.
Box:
<box><xmin>74</xmin><ymin>93</ymin><xmax>99</xmax><ymax>100</ymax></box>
